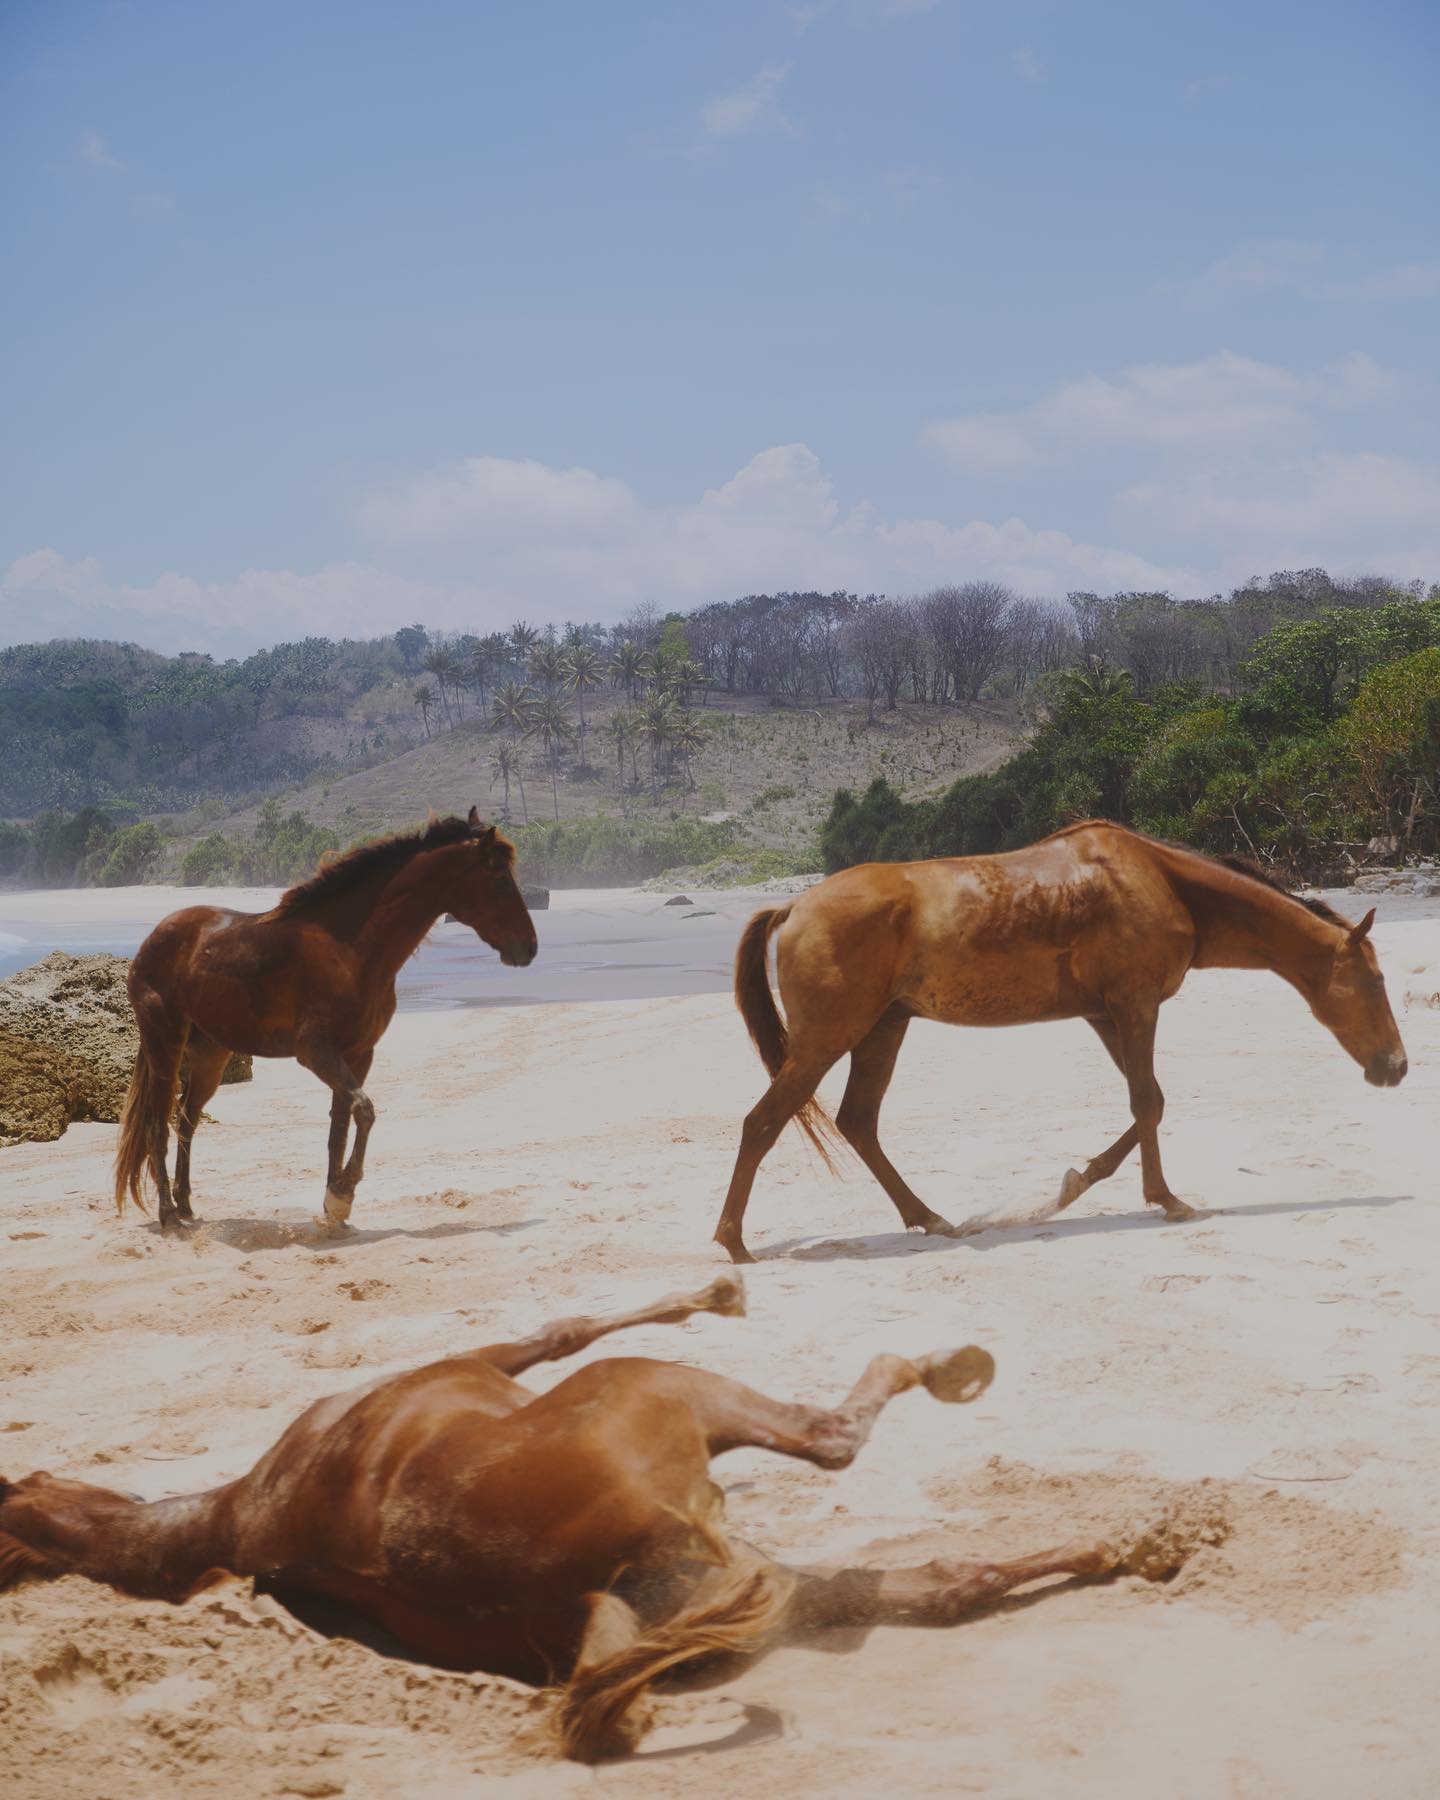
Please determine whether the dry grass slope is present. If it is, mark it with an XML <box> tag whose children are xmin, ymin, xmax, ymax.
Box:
<box><xmin>166</xmin><ymin>692</ymin><xmax>1021</xmax><ymax>872</ymax></box>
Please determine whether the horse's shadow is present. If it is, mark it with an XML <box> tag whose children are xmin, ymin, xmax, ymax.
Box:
<box><xmin>761</xmin><ymin>1192</ymin><xmax>1415</xmax><ymax>1264</ymax></box>
<box><xmin>147</xmin><ymin>1215</ymin><xmax>544</xmax><ymax>1253</ymax></box>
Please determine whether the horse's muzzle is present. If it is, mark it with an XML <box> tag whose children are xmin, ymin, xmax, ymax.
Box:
<box><xmin>501</xmin><ymin>939</ymin><xmax>537</xmax><ymax>968</ymax></box>
<box><xmin>1365</xmin><ymin>1051</ymin><xmax>1408</xmax><ymax>1088</ymax></box>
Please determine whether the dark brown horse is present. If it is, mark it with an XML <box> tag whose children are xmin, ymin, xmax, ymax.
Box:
<box><xmin>716</xmin><ymin>820</ymin><xmax>1408</xmax><ymax>1261</ymax></box>
<box><xmin>0</xmin><ymin>1275</ymin><xmax>1189</xmax><ymax>1760</ymax></box>
<box><xmin>115</xmin><ymin>808</ymin><xmax>536</xmax><ymax>1233</ymax></box>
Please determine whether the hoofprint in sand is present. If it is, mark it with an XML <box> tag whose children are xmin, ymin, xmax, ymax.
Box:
<box><xmin>1</xmin><ymin>887</ymin><xmax>1438</xmax><ymax>1797</ymax></box>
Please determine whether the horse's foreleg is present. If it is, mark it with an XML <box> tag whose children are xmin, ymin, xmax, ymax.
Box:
<box><xmin>173</xmin><ymin>1035</ymin><xmax>230</xmax><ymax>1222</ymax></box>
<box><xmin>690</xmin><ymin>1342</ymin><xmax>994</xmax><ymax>1470</ymax></box>
<box><xmin>1112</xmin><ymin>1008</ymin><xmax>1195</xmax><ymax>1220</ymax></box>
<box><xmin>836</xmin><ymin>1007</ymin><xmax>953</xmax><ymax>1236</ymax></box>
<box><xmin>456</xmin><ymin>1274</ymin><xmax>747</xmax><ymax>1377</ymax></box>
<box><xmin>713</xmin><ymin>1055</ymin><xmax>839</xmax><ymax>1264</ymax></box>
<box><xmin>297</xmin><ymin>1043</ymin><xmax>375</xmax><ymax>1230</ymax></box>
<box><xmin>786</xmin><ymin>1537</ymin><xmax>1120</xmax><ymax>1633</ymax></box>
<box><xmin>325</xmin><ymin>1091</ymin><xmax>351</xmax><ymax>1189</ymax></box>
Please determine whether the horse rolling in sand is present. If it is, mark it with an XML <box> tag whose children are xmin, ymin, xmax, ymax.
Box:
<box><xmin>0</xmin><ymin>1274</ymin><xmax>1194</xmax><ymax>1761</ymax></box>
<box><xmin>114</xmin><ymin>808</ymin><xmax>536</xmax><ymax>1234</ymax></box>
<box><xmin>715</xmin><ymin>820</ymin><xmax>1408</xmax><ymax>1262</ymax></box>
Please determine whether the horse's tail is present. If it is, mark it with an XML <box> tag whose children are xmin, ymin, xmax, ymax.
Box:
<box><xmin>554</xmin><ymin>1552</ymin><xmax>796</xmax><ymax>1761</ymax></box>
<box><xmin>733</xmin><ymin>905</ymin><xmax>842</xmax><ymax>1171</ymax></box>
<box><xmin>113</xmin><ymin>1048</ymin><xmax>174</xmax><ymax>1215</ymax></box>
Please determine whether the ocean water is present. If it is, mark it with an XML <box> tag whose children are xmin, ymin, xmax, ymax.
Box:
<box><xmin>0</xmin><ymin>899</ymin><xmax>750</xmax><ymax>1010</ymax></box>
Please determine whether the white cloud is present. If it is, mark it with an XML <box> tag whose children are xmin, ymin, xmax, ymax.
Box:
<box><xmin>1173</xmin><ymin>241</ymin><xmax>1440</xmax><ymax>305</ymax></box>
<box><xmin>925</xmin><ymin>351</ymin><xmax>1390</xmax><ymax>476</ymax></box>
<box><xmin>700</xmin><ymin>63</ymin><xmax>795</xmax><ymax>138</ymax></box>
<box><xmin>1183</xmin><ymin>237</ymin><xmax>1323</xmax><ymax>303</ymax></box>
<box><xmin>1328</xmin><ymin>259</ymin><xmax>1440</xmax><ymax>303</ymax></box>
<box><xmin>1011</xmin><ymin>46</ymin><xmax>1043</xmax><ymax>83</ymax></box>
<box><xmin>78</xmin><ymin>129</ymin><xmax>121</xmax><ymax>170</ymax></box>
<box><xmin>1122</xmin><ymin>452</ymin><xmax>1440</xmax><ymax>556</ymax></box>
<box><xmin>3</xmin><ymin>447</ymin><xmax>1200</xmax><ymax>654</ymax></box>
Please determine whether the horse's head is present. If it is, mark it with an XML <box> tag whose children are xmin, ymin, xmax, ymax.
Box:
<box><xmin>0</xmin><ymin>1471</ymin><xmax>105</xmax><ymax>1587</ymax></box>
<box><xmin>1306</xmin><ymin>910</ymin><xmax>1407</xmax><ymax>1087</ymax></box>
<box><xmin>448</xmin><ymin>806</ymin><xmax>538</xmax><ymax>968</ymax></box>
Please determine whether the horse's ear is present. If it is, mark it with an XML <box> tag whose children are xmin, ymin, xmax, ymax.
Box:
<box><xmin>1349</xmin><ymin>908</ymin><xmax>1376</xmax><ymax>944</ymax></box>
<box><xmin>467</xmin><ymin>804</ymin><xmax>481</xmax><ymax>827</ymax></box>
<box><xmin>479</xmin><ymin>826</ymin><xmax>497</xmax><ymax>850</ymax></box>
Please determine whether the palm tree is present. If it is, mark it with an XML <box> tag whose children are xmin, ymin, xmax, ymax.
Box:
<box><xmin>528</xmin><ymin>694</ymin><xmax>575</xmax><ymax>819</ymax></box>
<box><xmin>610</xmin><ymin>640</ymin><xmax>646</xmax><ymax>701</ymax></box>
<box><xmin>490</xmin><ymin>740</ymin><xmax>521</xmax><ymax>823</ymax></box>
<box><xmin>412</xmin><ymin>681</ymin><xmax>437</xmax><ymax>739</ymax></box>
<box><xmin>509</xmin><ymin>621</ymin><xmax>540</xmax><ymax>667</ymax></box>
<box><xmin>636</xmin><ymin>696</ymin><xmax>677</xmax><ymax>802</ymax></box>
<box><xmin>423</xmin><ymin>647</ymin><xmax>459</xmax><ymax>728</ymax></box>
<box><xmin>529</xmin><ymin>641</ymin><xmax>566</xmax><ymax>694</ymax></box>
<box><xmin>466</xmin><ymin>639</ymin><xmax>498</xmax><ymax>720</ymax></box>
<box><xmin>563</xmin><ymin>644</ymin><xmax>604</xmax><ymax>768</ymax></box>
<box><xmin>606</xmin><ymin>707</ymin><xmax>634</xmax><ymax>794</ymax></box>
<box><xmin>491</xmin><ymin>679</ymin><xmax>537</xmax><ymax>742</ymax></box>
<box><xmin>669</xmin><ymin>710</ymin><xmax>707</xmax><ymax>796</ymax></box>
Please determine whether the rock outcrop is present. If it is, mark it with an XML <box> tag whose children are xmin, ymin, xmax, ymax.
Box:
<box><xmin>0</xmin><ymin>951</ymin><xmax>252</xmax><ymax>1146</ymax></box>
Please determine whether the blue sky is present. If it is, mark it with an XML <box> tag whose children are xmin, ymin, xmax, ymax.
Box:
<box><xmin>2</xmin><ymin>0</ymin><xmax>1437</xmax><ymax>653</ymax></box>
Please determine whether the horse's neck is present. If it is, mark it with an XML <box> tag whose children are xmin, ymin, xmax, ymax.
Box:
<box><xmin>47</xmin><ymin>1488</ymin><xmax>234</xmax><ymax>1601</ymax></box>
<box><xmin>1178</xmin><ymin>860</ymin><xmax>1337</xmax><ymax>981</ymax></box>
<box><xmin>341</xmin><ymin>856</ymin><xmax>451</xmax><ymax>984</ymax></box>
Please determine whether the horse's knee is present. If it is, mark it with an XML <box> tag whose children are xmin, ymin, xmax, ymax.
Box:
<box><xmin>351</xmin><ymin>1091</ymin><xmax>376</xmax><ymax>1130</ymax></box>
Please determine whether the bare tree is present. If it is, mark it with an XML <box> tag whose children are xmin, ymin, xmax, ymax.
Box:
<box><xmin>921</xmin><ymin>582</ymin><xmax>1016</xmax><ymax>703</ymax></box>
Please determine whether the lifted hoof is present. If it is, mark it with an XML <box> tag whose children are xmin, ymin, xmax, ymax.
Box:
<box><xmin>697</xmin><ymin>1272</ymin><xmax>747</xmax><ymax>1318</ymax></box>
<box><xmin>918</xmin><ymin>1345</ymin><xmax>995</xmax><ymax>1405</ymax></box>
<box><xmin>1058</xmin><ymin>1168</ymin><xmax>1086</xmax><ymax>1209</ymax></box>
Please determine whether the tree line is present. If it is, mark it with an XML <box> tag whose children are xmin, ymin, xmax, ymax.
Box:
<box><xmin>822</xmin><ymin>583</ymin><xmax>1440</xmax><ymax>877</ymax></box>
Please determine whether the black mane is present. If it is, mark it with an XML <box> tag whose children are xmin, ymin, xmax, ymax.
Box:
<box><xmin>274</xmin><ymin>815</ymin><xmax>505</xmax><ymax>914</ymax></box>
<box><xmin>1207</xmin><ymin>851</ymin><xmax>1350</xmax><ymax>928</ymax></box>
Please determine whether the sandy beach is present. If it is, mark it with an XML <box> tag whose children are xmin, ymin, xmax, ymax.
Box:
<box><xmin>2</xmin><ymin>883</ymin><xmax>1438</xmax><ymax>1798</ymax></box>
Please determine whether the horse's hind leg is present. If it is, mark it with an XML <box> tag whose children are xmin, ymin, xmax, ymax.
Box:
<box><xmin>455</xmin><ymin>1274</ymin><xmax>747</xmax><ymax>1377</ymax></box>
<box><xmin>836</xmin><ymin>1006</ymin><xmax>953</xmax><ymax>1237</ymax></box>
<box><xmin>1054</xmin><ymin>1019</ymin><xmax>1141</xmax><ymax>1211</ymax></box>
<box><xmin>713</xmin><ymin>1052</ymin><xmax>842</xmax><ymax>1264</ymax></box>
<box><xmin>787</xmin><ymin>1536</ymin><xmax>1121</xmax><ymax>1633</ymax></box>
<box><xmin>173</xmin><ymin>1033</ymin><xmax>231</xmax><ymax>1222</ymax></box>
<box><xmin>687</xmin><ymin>1342</ymin><xmax>995</xmax><ymax>1470</ymax></box>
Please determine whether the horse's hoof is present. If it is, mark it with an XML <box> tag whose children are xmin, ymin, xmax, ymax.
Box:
<box><xmin>699</xmin><ymin>1273</ymin><xmax>747</xmax><ymax>1317</ymax></box>
<box><xmin>1157</xmin><ymin>1199</ymin><xmax>1198</xmax><ymax>1222</ymax></box>
<box><xmin>714</xmin><ymin>1235</ymin><xmax>755</xmax><ymax>1266</ymax></box>
<box><xmin>918</xmin><ymin>1345</ymin><xmax>995</xmax><ymax>1405</ymax></box>
<box><xmin>914</xmin><ymin>1210</ymin><xmax>957</xmax><ymax>1237</ymax></box>
<box><xmin>1058</xmin><ymin>1168</ymin><xmax>1086</xmax><ymax>1209</ymax></box>
<box><xmin>323</xmin><ymin>1188</ymin><xmax>354</xmax><ymax>1228</ymax></box>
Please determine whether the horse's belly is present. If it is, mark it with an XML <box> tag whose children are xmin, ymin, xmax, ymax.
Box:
<box><xmin>902</xmin><ymin>960</ymin><xmax>1080</xmax><ymax>1027</ymax></box>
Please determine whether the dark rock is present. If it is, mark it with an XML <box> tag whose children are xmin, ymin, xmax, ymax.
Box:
<box><xmin>521</xmin><ymin>885</ymin><xmax>550</xmax><ymax>911</ymax></box>
<box><xmin>663</xmin><ymin>894</ymin><xmax>693</xmax><ymax>907</ymax></box>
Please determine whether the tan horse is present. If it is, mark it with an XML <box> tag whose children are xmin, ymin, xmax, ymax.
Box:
<box><xmin>115</xmin><ymin>808</ymin><xmax>537</xmax><ymax>1234</ymax></box>
<box><xmin>716</xmin><ymin>820</ymin><xmax>1407</xmax><ymax>1262</ymax></box>
<box><xmin>0</xmin><ymin>1277</ymin><xmax>1181</xmax><ymax>1760</ymax></box>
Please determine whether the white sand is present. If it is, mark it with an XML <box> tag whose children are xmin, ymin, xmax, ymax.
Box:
<box><xmin>2</xmin><ymin>889</ymin><xmax>1439</xmax><ymax>1796</ymax></box>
